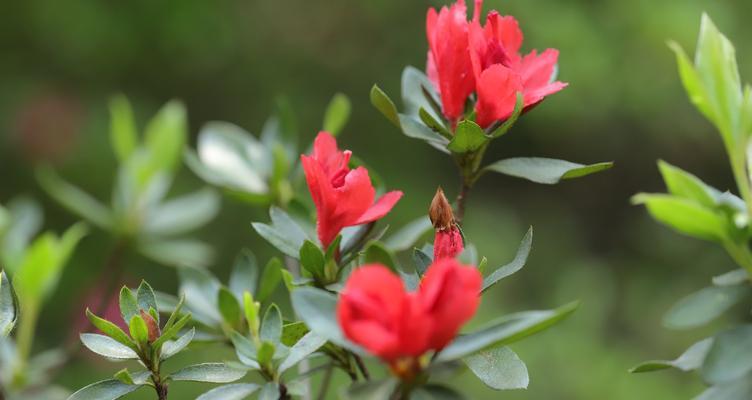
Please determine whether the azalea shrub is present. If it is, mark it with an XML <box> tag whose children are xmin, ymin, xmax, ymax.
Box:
<box><xmin>0</xmin><ymin>1</ymin><xmax>614</xmax><ymax>399</ymax></box>
<box><xmin>631</xmin><ymin>14</ymin><xmax>752</xmax><ymax>398</ymax></box>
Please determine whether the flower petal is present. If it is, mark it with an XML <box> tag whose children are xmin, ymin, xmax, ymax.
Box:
<box><xmin>354</xmin><ymin>191</ymin><xmax>403</xmax><ymax>225</ymax></box>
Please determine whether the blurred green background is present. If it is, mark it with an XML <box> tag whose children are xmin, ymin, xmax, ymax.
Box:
<box><xmin>2</xmin><ymin>0</ymin><xmax>752</xmax><ymax>398</ymax></box>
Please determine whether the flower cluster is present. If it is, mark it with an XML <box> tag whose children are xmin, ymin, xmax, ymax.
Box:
<box><xmin>427</xmin><ymin>0</ymin><xmax>566</xmax><ymax>128</ymax></box>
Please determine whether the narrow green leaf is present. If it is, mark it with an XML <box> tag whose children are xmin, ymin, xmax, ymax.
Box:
<box><xmin>488</xmin><ymin>92</ymin><xmax>524</xmax><ymax>138</ymax></box>
<box><xmin>370</xmin><ymin>85</ymin><xmax>400</xmax><ymax>127</ymax></box>
<box><xmin>484</xmin><ymin>157</ymin><xmax>613</xmax><ymax>184</ymax></box>
<box><xmin>256</xmin><ymin>341</ymin><xmax>275</xmax><ymax>366</ymax></box>
<box><xmin>448</xmin><ymin>120</ymin><xmax>488</xmax><ymax>153</ymax></box>
<box><xmin>143</xmin><ymin>188</ymin><xmax>220</xmax><ymax>235</ymax></box>
<box><xmin>230</xmin><ymin>249</ymin><xmax>259</xmax><ymax>299</ymax></box>
<box><xmin>196</xmin><ymin>384</ymin><xmax>261</xmax><ymax>400</ymax></box>
<box><xmin>291</xmin><ymin>287</ymin><xmax>359</xmax><ymax>351</ymax></box>
<box><xmin>632</xmin><ymin>194</ymin><xmax>729</xmax><ymax>242</ymax></box>
<box><xmin>663</xmin><ymin>285</ymin><xmax>750</xmax><ymax>330</ymax></box>
<box><xmin>419</xmin><ymin>107</ymin><xmax>452</xmax><ymax>140</ymax></box>
<box><xmin>260</xmin><ymin>304</ymin><xmax>283</xmax><ymax>344</ymax></box>
<box><xmin>136</xmin><ymin>281</ymin><xmax>158</xmax><ymax>323</ymax></box>
<box><xmin>118</xmin><ymin>287</ymin><xmax>139</xmax><ymax>328</ymax></box>
<box><xmin>170</xmin><ymin>363</ymin><xmax>247</xmax><ymax>383</ymax></box>
<box><xmin>86</xmin><ymin>309</ymin><xmax>137</xmax><ymax>351</ymax></box>
<box><xmin>144</xmin><ymin>100</ymin><xmax>187</xmax><ymax>173</ymax></box>
<box><xmin>152</xmin><ymin>313</ymin><xmax>191</xmax><ymax>351</ymax></box>
<box><xmin>129</xmin><ymin>315</ymin><xmax>149</xmax><ymax>346</ymax></box>
<box><xmin>108</xmin><ymin>95</ymin><xmax>138</xmax><ymax>162</ymax></box>
<box><xmin>113</xmin><ymin>368</ymin><xmax>135</xmax><ymax>385</ymax></box>
<box><xmin>68</xmin><ymin>379</ymin><xmax>145</xmax><ymax>400</ymax></box>
<box><xmin>299</xmin><ymin>240</ymin><xmax>325</xmax><ymax>278</ymax></box>
<box><xmin>364</xmin><ymin>242</ymin><xmax>397</xmax><ymax>272</ymax></box>
<box><xmin>278</xmin><ymin>331</ymin><xmax>327</xmax><ymax>374</ymax></box>
<box><xmin>630</xmin><ymin>338</ymin><xmax>713</xmax><ymax>373</ymax></box>
<box><xmin>230</xmin><ymin>330</ymin><xmax>259</xmax><ymax>368</ymax></box>
<box><xmin>437</xmin><ymin>302</ymin><xmax>579</xmax><ymax>361</ymax></box>
<box><xmin>323</xmin><ymin>93</ymin><xmax>351</xmax><ymax>136</ymax></box>
<box><xmin>412</xmin><ymin>247</ymin><xmax>432</xmax><ymax>276</ymax></box>
<box><xmin>161</xmin><ymin>327</ymin><xmax>195</xmax><ymax>360</ymax></box>
<box><xmin>668</xmin><ymin>40</ymin><xmax>714</xmax><ymax>127</ymax></box>
<box><xmin>138</xmin><ymin>239</ymin><xmax>214</xmax><ymax>269</ymax></box>
<box><xmin>36</xmin><ymin>167</ymin><xmax>113</xmax><ymax>230</ymax></box>
<box><xmin>243</xmin><ymin>292</ymin><xmax>260</xmax><ymax>338</ymax></box>
<box><xmin>80</xmin><ymin>333</ymin><xmax>139</xmax><ymax>360</ymax></box>
<box><xmin>695</xmin><ymin>377</ymin><xmax>752</xmax><ymax>400</ymax></box>
<box><xmin>713</xmin><ymin>269</ymin><xmax>749</xmax><ymax>286</ymax></box>
<box><xmin>658</xmin><ymin>160</ymin><xmax>716</xmax><ymax>207</ymax></box>
<box><xmin>482</xmin><ymin>227</ymin><xmax>533</xmax><ymax>292</ymax></box>
<box><xmin>259</xmin><ymin>382</ymin><xmax>281</xmax><ymax>400</ymax></box>
<box><xmin>218</xmin><ymin>286</ymin><xmax>242</xmax><ymax>326</ymax></box>
<box><xmin>281</xmin><ymin>321</ymin><xmax>309</xmax><ymax>347</ymax></box>
<box><xmin>257</xmin><ymin>258</ymin><xmax>283</xmax><ymax>303</ymax></box>
<box><xmin>464</xmin><ymin>346</ymin><xmax>528</xmax><ymax>390</ymax></box>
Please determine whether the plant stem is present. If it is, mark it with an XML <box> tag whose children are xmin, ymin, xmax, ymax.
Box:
<box><xmin>455</xmin><ymin>180</ymin><xmax>470</xmax><ymax>224</ymax></box>
<box><xmin>316</xmin><ymin>364</ymin><xmax>334</xmax><ymax>400</ymax></box>
<box><xmin>93</xmin><ymin>240</ymin><xmax>128</xmax><ymax>318</ymax></box>
<box><xmin>353</xmin><ymin>353</ymin><xmax>370</xmax><ymax>381</ymax></box>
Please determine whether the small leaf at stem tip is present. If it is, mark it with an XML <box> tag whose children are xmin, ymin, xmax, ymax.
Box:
<box><xmin>370</xmin><ymin>84</ymin><xmax>400</xmax><ymax>127</ymax></box>
<box><xmin>487</xmin><ymin>92</ymin><xmax>524</xmax><ymax>138</ymax></box>
<box><xmin>323</xmin><ymin>93</ymin><xmax>352</xmax><ymax>136</ymax></box>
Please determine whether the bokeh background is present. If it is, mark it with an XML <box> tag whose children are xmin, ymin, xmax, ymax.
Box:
<box><xmin>2</xmin><ymin>0</ymin><xmax>752</xmax><ymax>398</ymax></box>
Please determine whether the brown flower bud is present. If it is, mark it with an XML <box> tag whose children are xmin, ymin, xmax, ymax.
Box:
<box><xmin>429</xmin><ymin>187</ymin><xmax>455</xmax><ymax>231</ymax></box>
<box><xmin>140</xmin><ymin>309</ymin><xmax>161</xmax><ymax>342</ymax></box>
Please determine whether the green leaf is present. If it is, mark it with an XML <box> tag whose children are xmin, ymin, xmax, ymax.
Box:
<box><xmin>68</xmin><ymin>379</ymin><xmax>145</xmax><ymax>400</ymax></box>
<box><xmin>143</xmin><ymin>188</ymin><xmax>220</xmax><ymax>235</ymax></box>
<box><xmin>281</xmin><ymin>321</ymin><xmax>309</xmax><ymax>347</ymax></box>
<box><xmin>243</xmin><ymin>292</ymin><xmax>261</xmax><ymax>338</ymax></box>
<box><xmin>260</xmin><ymin>304</ymin><xmax>283</xmax><ymax>344</ymax></box>
<box><xmin>252</xmin><ymin>207</ymin><xmax>310</xmax><ymax>258</ymax></box>
<box><xmin>484</xmin><ymin>157</ymin><xmax>613</xmax><ymax>184</ymax></box>
<box><xmin>658</xmin><ymin>160</ymin><xmax>716</xmax><ymax>207</ymax></box>
<box><xmin>113</xmin><ymin>368</ymin><xmax>135</xmax><ymax>385</ymax></box>
<box><xmin>218</xmin><ymin>286</ymin><xmax>242</xmax><ymax>327</ymax></box>
<box><xmin>80</xmin><ymin>333</ymin><xmax>139</xmax><ymax>360</ymax></box>
<box><xmin>696</xmin><ymin>376</ymin><xmax>752</xmax><ymax>400</ymax></box>
<box><xmin>86</xmin><ymin>309</ymin><xmax>137</xmax><ymax>351</ymax></box>
<box><xmin>129</xmin><ymin>315</ymin><xmax>149</xmax><ymax>346</ymax></box>
<box><xmin>1</xmin><ymin>196</ymin><xmax>43</xmax><ymax>272</ymax></box>
<box><xmin>383</xmin><ymin>217</ymin><xmax>432</xmax><ymax>252</ymax></box>
<box><xmin>323</xmin><ymin>93</ymin><xmax>351</xmax><ymax>136</ymax></box>
<box><xmin>663</xmin><ymin>285</ymin><xmax>750</xmax><ymax>330</ymax></box>
<box><xmin>196</xmin><ymin>384</ymin><xmax>261</xmax><ymax>400</ymax></box>
<box><xmin>257</xmin><ymin>258</ymin><xmax>283</xmax><ymax>303</ymax></box>
<box><xmin>108</xmin><ymin>95</ymin><xmax>138</xmax><ymax>162</ymax></box>
<box><xmin>482</xmin><ymin>227</ymin><xmax>533</xmax><ymax>292</ymax></box>
<box><xmin>161</xmin><ymin>327</ymin><xmax>195</xmax><ymax>360</ymax></box>
<box><xmin>364</xmin><ymin>241</ymin><xmax>397</xmax><ymax>272</ymax></box>
<box><xmin>14</xmin><ymin>222</ymin><xmax>87</xmax><ymax>305</ymax></box>
<box><xmin>702</xmin><ymin>325</ymin><xmax>752</xmax><ymax>384</ymax></box>
<box><xmin>118</xmin><ymin>287</ymin><xmax>139</xmax><ymax>328</ymax></box>
<box><xmin>278</xmin><ymin>331</ymin><xmax>327</xmax><ymax>374</ymax></box>
<box><xmin>693</xmin><ymin>13</ymin><xmax>743</xmax><ymax>141</ymax></box>
<box><xmin>420</xmin><ymin>107</ymin><xmax>453</xmax><ymax>140</ymax></box>
<box><xmin>341</xmin><ymin>379</ymin><xmax>398</xmax><ymax>400</ymax></box>
<box><xmin>230</xmin><ymin>249</ymin><xmax>259</xmax><ymax>299</ymax></box>
<box><xmin>178</xmin><ymin>267</ymin><xmax>222</xmax><ymax>326</ymax></box>
<box><xmin>170</xmin><ymin>363</ymin><xmax>247</xmax><ymax>383</ymax></box>
<box><xmin>413</xmin><ymin>247</ymin><xmax>433</xmax><ymax>276</ymax></box>
<box><xmin>632</xmin><ymin>194</ymin><xmax>729</xmax><ymax>242</ymax></box>
<box><xmin>291</xmin><ymin>287</ymin><xmax>359</xmax><ymax>351</ymax></box>
<box><xmin>487</xmin><ymin>92</ymin><xmax>524</xmax><ymax>138</ymax></box>
<box><xmin>152</xmin><ymin>313</ymin><xmax>191</xmax><ymax>351</ymax></box>
<box><xmin>299</xmin><ymin>240</ymin><xmax>325</xmax><ymax>278</ymax></box>
<box><xmin>36</xmin><ymin>167</ymin><xmax>113</xmax><ymax>230</ymax></box>
<box><xmin>437</xmin><ymin>302</ymin><xmax>579</xmax><ymax>361</ymax></box>
<box><xmin>138</xmin><ymin>239</ymin><xmax>214</xmax><ymax>269</ymax></box>
<box><xmin>630</xmin><ymin>337</ymin><xmax>713</xmax><ymax>373</ymax></box>
<box><xmin>448</xmin><ymin>120</ymin><xmax>488</xmax><ymax>153</ymax></box>
<box><xmin>370</xmin><ymin>84</ymin><xmax>400</xmax><ymax>127</ymax></box>
<box><xmin>230</xmin><ymin>331</ymin><xmax>259</xmax><ymax>368</ymax></box>
<box><xmin>401</xmin><ymin>66</ymin><xmax>440</xmax><ymax>118</ymax></box>
<box><xmin>191</xmin><ymin>122</ymin><xmax>270</xmax><ymax>194</ymax></box>
<box><xmin>0</xmin><ymin>270</ymin><xmax>18</xmax><ymax>336</ymax></box>
<box><xmin>398</xmin><ymin>114</ymin><xmax>450</xmax><ymax>150</ymax></box>
<box><xmin>464</xmin><ymin>346</ymin><xmax>528</xmax><ymax>390</ymax></box>
<box><xmin>256</xmin><ymin>341</ymin><xmax>275</xmax><ymax>366</ymax></box>
<box><xmin>713</xmin><ymin>269</ymin><xmax>749</xmax><ymax>286</ymax></box>
<box><xmin>668</xmin><ymin>40</ymin><xmax>714</xmax><ymax>129</ymax></box>
<box><xmin>136</xmin><ymin>281</ymin><xmax>158</xmax><ymax>322</ymax></box>
<box><xmin>259</xmin><ymin>382</ymin><xmax>281</xmax><ymax>400</ymax></box>
<box><xmin>144</xmin><ymin>100</ymin><xmax>187</xmax><ymax>173</ymax></box>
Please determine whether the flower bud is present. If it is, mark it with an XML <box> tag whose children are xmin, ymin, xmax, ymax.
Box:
<box><xmin>140</xmin><ymin>309</ymin><xmax>160</xmax><ymax>343</ymax></box>
<box><xmin>429</xmin><ymin>187</ymin><xmax>454</xmax><ymax>231</ymax></box>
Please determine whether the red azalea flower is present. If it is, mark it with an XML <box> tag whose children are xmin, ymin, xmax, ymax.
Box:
<box><xmin>469</xmin><ymin>4</ymin><xmax>567</xmax><ymax>128</ymax></box>
<box><xmin>337</xmin><ymin>265</ymin><xmax>432</xmax><ymax>362</ymax></box>
<box><xmin>418</xmin><ymin>258</ymin><xmax>482</xmax><ymax>350</ymax></box>
<box><xmin>337</xmin><ymin>260</ymin><xmax>481</xmax><ymax>374</ymax></box>
<box><xmin>301</xmin><ymin>132</ymin><xmax>403</xmax><ymax>247</ymax></box>
<box><xmin>426</xmin><ymin>0</ymin><xmax>476</xmax><ymax>125</ymax></box>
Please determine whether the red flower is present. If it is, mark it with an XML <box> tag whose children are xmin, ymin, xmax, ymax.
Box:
<box><xmin>337</xmin><ymin>259</ymin><xmax>481</xmax><ymax>372</ymax></box>
<box><xmin>418</xmin><ymin>258</ymin><xmax>481</xmax><ymax>350</ymax></box>
<box><xmin>425</xmin><ymin>0</ymin><xmax>566</xmax><ymax>129</ymax></box>
<box><xmin>426</xmin><ymin>0</ymin><xmax>476</xmax><ymax>124</ymax></box>
<box><xmin>469</xmin><ymin>6</ymin><xmax>567</xmax><ymax>128</ymax></box>
<box><xmin>301</xmin><ymin>132</ymin><xmax>402</xmax><ymax>247</ymax></box>
<box><xmin>434</xmin><ymin>227</ymin><xmax>464</xmax><ymax>260</ymax></box>
<box><xmin>337</xmin><ymin>265</ymin><xmax>431</xmax><ymax>362</ymax></box>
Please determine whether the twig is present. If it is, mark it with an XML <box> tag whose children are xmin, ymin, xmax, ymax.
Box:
<box><xmin>353</xmin><ymin>354</ymin><xmax>370</xmax><ymax>381</ymax></box>
<box><xmin>316</xmin><ymin>363</ymin><xmax>335</xmax><ymax>400</ymax></box>
<box><xmin>455</xmin><ymin>180</ymin><xmax>470</xmax><ymax>224</ymax></box>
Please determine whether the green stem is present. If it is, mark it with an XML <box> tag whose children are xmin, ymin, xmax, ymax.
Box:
<box><xmin>11</xmin><ymin>300</ymin><xmax>39</xmax><ymax>386</ymax></box>
<box><xmin>316</xmin><ymin>364</ymin><xmax>334</xmax><ymax>400</ymax></box>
